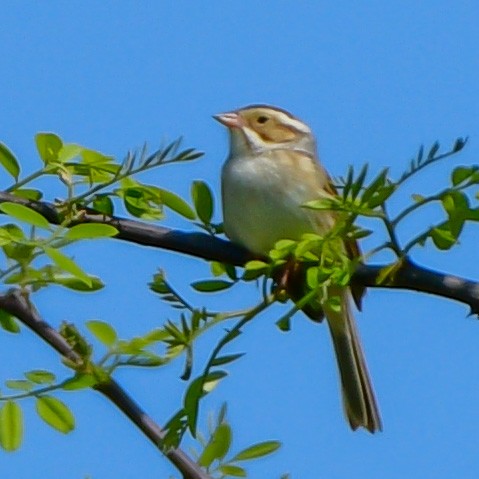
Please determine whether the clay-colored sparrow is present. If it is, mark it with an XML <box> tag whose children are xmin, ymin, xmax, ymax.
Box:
<box><xmin>215</xmin><ymin>105</ymin><xmax>381</xmax><ymax>433</ymax></box>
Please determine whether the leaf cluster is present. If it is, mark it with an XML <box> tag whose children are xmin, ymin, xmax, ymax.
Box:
<box><xmin>305</xmin><ymin>138</ymin><xmax>475</xmax><ymax>258</ymax></box>
<box><xmin>194</xmin><ymin>405</ymin><xmax>281</xmax><ymax>478</ymax></box>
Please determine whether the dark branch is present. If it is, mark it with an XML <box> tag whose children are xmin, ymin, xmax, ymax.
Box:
<box><xmin>2</xmin><ymin>191</ymin><xmax>479</xmax><ymax>314</ymax></box>
<box><xmin>355</xmin><ymin>260</ymin><xmax>479</xmax><ymax>315</ymax></box>
<box><xmin>0</xmin><ymin>289</ymin><xmax>211</xmax><ymax>479</ymax></box>
<box><xmin>0</xmin><ymin>191</ymin><xmax>253</xmax><ymax>265</ymax></box>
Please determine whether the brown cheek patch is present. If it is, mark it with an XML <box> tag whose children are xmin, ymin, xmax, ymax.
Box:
<box><xmin>259</xmin><ymin>124</ymin><xmax>297</xmax><ymax>143</ymax></box>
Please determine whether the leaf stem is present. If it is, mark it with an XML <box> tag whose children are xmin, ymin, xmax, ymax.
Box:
<box><xmin>0</xmin><ymin>379</ymin><xmax>71</xmax><ymax>401</ymax></box>
<box><xmin>6</xmin><ymin>168</ymin><xmax>47</xmax><ymax>192</ymax></box>
<box><xmin>202</xmin><ymin>297</ymin><xmax>274</xmax><ymax>378</ymax></box>
<box><xmin>379</xmin><ymin>203</ymin><xmax>403</xmax><ymax>256</ymax></box>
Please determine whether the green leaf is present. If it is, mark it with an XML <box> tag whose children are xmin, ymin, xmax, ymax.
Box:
<box><xmin>224</xmin><ymin>263</ymin><xmax>238</xmax><ymax>280</ymax></box>
<box><xmin>36</xmin><ymin>396</ymin><xmax>75</xmax><ymax>433</ymax></box>
<box><xmin>35</xmin><ymin>132</ymin><xmax>63</xmax><ymax>164</ymax></box>
<box><xmin>243</xmin><ymin>260</ymin><xmax>269</xmax><ymax>280</ymax></box>
<box><xmin>441</xmin><ymin>191</ymin><xmax>469</xmax><ymax>215</ymax></box>
<box><xmin>62</xmin><ymin>374</ymin><xmax>97</xmax><ymax>391</ymax></box>
<box><xmin>232</xmin><ymin>440</ymin><xmax>281</xmax><ymax>461</ymax></box>
<box><xmin>0</xmin><ymin>310</ymin><xmax>20</xmax><ymax>333</ymax></box>
<box><xmin>12</xmin><ymin>188</ymin><xmax>43</xmax><ymax>201</ymax></box>
<box><xmin>184</xmin><ymin>371</ymin><xmax>228</xmax><ymax>434</ymax></box>
<box><xmin>121</xmin><ymin>185</ymin><xmax>163</xmax><ymax>220</ymax></box>
<box><xmin>342</xmin><ymin>165</ymin><xmax>354</xmax><ymax>199</ymax></box>
<box><xmin>59</xmin><ymin>322</ymin><xmax>92</xmax><ymax>359</ymax></box>
<box><xmin>451</xmin><ymin>166</ymin><xmax>476</xmax><ymax>186</ymax></box>
<box><xmin>5</xmin><ymin>380</ymin><xmax>33</xmax><ymax>391</ymax></box>
<box><xmin>25</xmin><ymin>370</ymin><xmax>56</xmax><ymax>385</ymax></box>
<box><xmin>86</xmin><ymin>320</ymin><xmax>117</xmax><ymax>346</ymax></box>
<box><xmin>149</xmin><ymin>271</ymin><xmax>171</xmax><ymax>294</ymax></box>
<box><xmin>62</xmin><ymin>148</ymin><xmax>118</xmax><ymax>183</ymax></box>
<box><xmin>416</xmin><ymin>144</ymin><xmax>424</xmax><ymax>164</ymax></box>
<box><xmin>221</xmin><ymin>328</ymin><xmax>241</xmax><ymax>346</ymax></box>
<box><xmin>92</xmin><ymin>194</ymin><xmax>114</xmax><ymax>215</ymax></box>
<box><xmin>0</xmin><ymin>142</ymin><xmax>20</xmax><ymax>180</ymax></box>
<box><xmin>217</xmin><ymin>402</ymin><xmax>228</xmax><ymax>424</ymax></box>
<box><xmin>191</xmin><ymin>180</ymin><xmax>214</xmax><ymax>225</ymax></box>
<box><xmin>164</xmin><ymin>320</ymin><xmax>186</xmax><ymax>342</ymax></box>
<box><xmin>2</xmin><ymin>242</ymin><xmax>35</xmax><ymax>263</ymax></box>
<box><xmin>0</xmin><ymin>202</ymin><xmax>51</xmax><ymax>229</ymax></box>
<box><xmin>191</xmin><ymin>279</ymin><xmax>234</xmax><ymax>292</ymax></box>
<box><xmin>158</xmin><ymin>188</ymin><xmax>196</xmax><ymax>220</ymax></box>
<box><xmin>440</xmin><ymin>191</ymin><xmax>468</xmax><ymax>238</ymax></box>
<box><xmin>0</xmin><ymin>401</ymin><xmax>23</xmax><ymax>451</ymax></box>
<box><xmin>274</xmin><ymin>239</ymin><xmax>297</xmax><ymax>251</ymax></box>
<box><xmin>466</xmin><ymin>207</ymin><xmax>479</xmax><ymax>222</ymax></box>
<box><xmin>202</xmin><ymin>370</ymin><xmax>227</xmax><ymax>393</ymax></box>
<box><xmin>175</xmin><ymin>148</ymin><xmax>203</xmax><ymax>162</ymax></box>
<box><xmin>306</xmin><ymin>266</ymin><xmax>319</xmax><ymax>289</ymax></box>
<box><xmin>210</xmin><ymin>261</ymin><xmax>226</xmax><ymax>277</ymax></box>
<box><xmin>303</xmin><ymin>198</ymin><xmax>337</xmax><ymax>211</ymax></box>
<box><xmin>411</xmin><ymin>193</ymin><xmax>426</xmax><ymax>203</ymax></box>
<box><xmin>210</xmin><ymin>353</ymin><xmax>244</xmax><ymax>367</ymax></box>
<box><xmin>115</xmin><ymin>337</ymin><xmax>147</xmax><ymax>354</ymax></box>
<box><xmin>53</xmin><ymin>275</ymin><xmax>104</xmax><ymax>291</ymax></box>
<box><xmin>67</xmin><ymin>162</ymin><xmax>120</xmax><ymax>183</ymax></box>
<box><xmin>143</xmin><ymin>328</ymin><xmax>170</xmax><ymax>342</ymax></box>
<box><xmin>430</xmin><ymin>224</ymin><xmax>457</xmax><ymax>250</ymax></box>
<box><xmin>361</xmin><ymin>168</ymin><xmax>388</xmax><ymax>203</ymax></box>
<box><xmin>218</xmin><ymin>464</ymin><xmax>247</xmax><ymax>477</ymax></box>
<box><xmin>0</xmin><ymin>227</ymin><xmax>13</xmax><ymax>246</ymax></box>
<box><xmin>81</xmin><ymin>148</ymin><xmax>114</xmax><ymax>165</ymax></box>
<box><xmin>324</xmin><ymin>295</ymin><xmax>342</xmax><ymax>313</ymax></box>
<box><xmin>65</xmin><ymin>223</ymin><xmax>118</xmax><ymax>240</ymax></box>
<box><xmin>350</xmin><ymin>164</ymin><xmax>368</xmax><ymax>199</ymax></box>
<box><xmin>365</xmin><ymin>184</ymin><xmax>395</xmax><ymax>209</ymax></box>
<box><xmin>184</xmin><ymin>377</ymin><xmax>203</xmax><ymax>434</ymax></box>
<box><xmin>276</xmin><ymin>316</ymin><xmax>291</xmax><ymax>332</ymax></box>
<box><xmin>0</xmin><ymin>223</ymin><xmax>24</xmax><ymax>240</ymax></box>
<box><xmin>244</xmin><ymin>260</ymin><xmax>268</xmax><ymax>271</ymax></box>
<box><xmin>124</xmin><ymin>355</ymin><xmax>167</xmax><ymax>367</ymax></box>
<box><xmin>199</xmin><ymin>422</ymin><xmax>232</xmax><ymax>467</ymax></box>
<box><xmin>452</xmin><ymin>137</ymin><xmax>468</xmax><ymax>152</ymax></box>
<box><xmin>44</xmin><ymin>247</ymin><xmax>92</xmax><ymax>287</ymax></box>
<box><xmin>376</xmin><ymin>262</ymin><xmax>403</xmax><ymax>285</ymax></box>
<box><xmin>427</xmin><ymin>141</ymin><xmax>440</xmax><ymax>160</ymax></box>
<box><xmin>57</xmin><ymin>143</ymin><xmax>84</xmax><ymax>163</ymax></box>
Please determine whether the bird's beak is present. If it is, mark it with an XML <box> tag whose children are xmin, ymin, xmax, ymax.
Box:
<box><xmin>213</xmin><ymin>112</ymin><xmax>244</xmax><ymax>129</ymax></box>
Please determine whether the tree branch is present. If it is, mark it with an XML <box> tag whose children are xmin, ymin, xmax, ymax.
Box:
<box><xmin>0</xmin><ymin>289</ymin><xmax>211</xmax><ymax>479</ymax></box>
<box><xmin>2</xmin><ymin>191</ymin><xmax>479</xmax><ymax>314</ymax></box>
<box><xmin>355</xmin><ymin>260</ymin><xmax>479</xmax><ymax>315</ymax></box>
<box><xmin>0</xmin><ymin>191</ymin><xmax>252</xmax><ymax>265</ymax></box>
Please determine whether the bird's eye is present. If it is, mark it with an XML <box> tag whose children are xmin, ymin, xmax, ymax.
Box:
<box><xmin>257</xmin><ymin>116</ymin><xmax>269</xmax><ymax>124</ymax></box>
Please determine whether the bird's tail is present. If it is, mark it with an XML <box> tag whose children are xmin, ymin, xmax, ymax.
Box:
<box><xmin>325</xmin><ymin>289</ymin><xmax>382</xmax><ymax>433</ymax></box>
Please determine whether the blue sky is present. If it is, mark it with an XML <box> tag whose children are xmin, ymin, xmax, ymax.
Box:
<box><xmin>1</xmin><ymin>1</ymin><xmax>479</xmax><ymax>478</ymax></box>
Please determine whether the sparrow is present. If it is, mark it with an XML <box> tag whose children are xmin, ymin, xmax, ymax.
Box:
<box><xmin>215</xmin><ymin>104</ymin><xmax>381</xmax><ymax>433</ymax></box>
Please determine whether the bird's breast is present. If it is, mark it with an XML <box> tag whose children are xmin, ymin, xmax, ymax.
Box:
<box><xmin>221</xmin><ymin>151</ymin><xmax>331</xmax><ymax>255</ymax></box>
